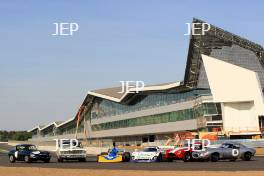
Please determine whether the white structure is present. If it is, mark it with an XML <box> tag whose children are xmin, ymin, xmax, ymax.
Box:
<box><xmin>202</xmin><ymin>54</ymin><xmax>264</xmax><ymax>135</ymax></box>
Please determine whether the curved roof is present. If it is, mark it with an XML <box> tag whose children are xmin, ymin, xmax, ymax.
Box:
<box><xmin>88</xmin><ymin>81</ymin><xmax>181</xmax><ymax>102</ymax></box>
<box><xmin>27</xmin><ymin>125</ymin><xmax>44</xmax><ymax>132</ymax></box>
<box><xmin>28</xmin><ymin>121</ymin><xmax>64</xmax><ymax>132</ymax></box>
<box><xmin>29</xmin><ymin>81</ymin><xmax>182</xmax><ymax>132</ymax></box>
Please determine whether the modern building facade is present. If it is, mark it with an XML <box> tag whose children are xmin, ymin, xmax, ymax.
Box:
<box><xmin>29</xmin><ymin>19</ymin><xmax>264</xmax><ymax>145</ymax></box>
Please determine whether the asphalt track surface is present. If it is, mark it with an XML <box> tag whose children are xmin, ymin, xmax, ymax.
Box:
<box><xmin>1</xmin><ymin>144</ymin><xmax>264</xmax><ymax>171</ymax></box>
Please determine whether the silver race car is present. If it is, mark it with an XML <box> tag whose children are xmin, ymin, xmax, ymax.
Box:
<box><xmin>192</xmin><ymin>142</ymin><xmax>256</xmax><ymax>162</ymax></box>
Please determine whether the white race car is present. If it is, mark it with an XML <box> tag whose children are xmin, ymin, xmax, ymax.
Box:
<box><xmin>131</xmin><ymin>146</ymin><xmax>163</xmax><ymax>162</ymax></box>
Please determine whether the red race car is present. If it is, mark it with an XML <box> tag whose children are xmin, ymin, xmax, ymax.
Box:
<box><xmin>163</xmin><ymin>142</ymin><xmax>203</xmax><ymax>162</ymax></box>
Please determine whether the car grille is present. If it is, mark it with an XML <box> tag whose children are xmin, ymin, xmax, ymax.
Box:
<box><xmin>60</xmin><ymin>150</ymin><xmax>84</xmax><ymax>154</ymax></box>
<box><xmin>39</xmin><ymin>154</ymin><xmax>49</xmax><ymax>158</ymax></box>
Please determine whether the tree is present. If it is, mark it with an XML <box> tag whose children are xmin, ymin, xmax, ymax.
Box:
<box><xmin>0</xmin><ymin>131</ymin><xmax>32</xmax><ymax>141</ymax></box>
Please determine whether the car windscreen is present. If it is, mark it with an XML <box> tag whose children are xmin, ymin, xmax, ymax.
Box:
<box><xmin>220</xmin><ymin>143</ymin><xmax>233</xmax><ymax>148</ymax></box>
<box><xmin>26</xmin><ymin>145</ymin><xmax>37</xmax><ymax>151</ymax></box>
<box><xmin>143</xmin><ymin>148</ymin><xmax>157</xmax><ymax>152</ymax></box>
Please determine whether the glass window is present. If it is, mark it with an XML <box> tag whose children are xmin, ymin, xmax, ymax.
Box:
<box><xmin>91</xmin><ymin>103</ymin><xmax>220</xmax><ymax>131</ymax></box>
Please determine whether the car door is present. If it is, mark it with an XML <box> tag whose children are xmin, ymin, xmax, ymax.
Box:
<box><xmin>16</xmin><ymin>146</ymin><xmax>26</xmax><ymax>161</ymax></box>
<box><xmin>222</xmin><ymin>143</ymin><xmax>234</xmax><ymax>159</ymax></box>
<box><xmin>13</xmin><ymin>147</ymin><xmax>20</xmax><ymax>160</ymax></box>
<box><xmin>232</xmin><ymin>144</ymin><xmax>240</xmax><ymax>158</ymax></box>
<box><xmin>14</xmin><ymin>146</ymin><xmax>22</xmax><ymax>161</ymax></box>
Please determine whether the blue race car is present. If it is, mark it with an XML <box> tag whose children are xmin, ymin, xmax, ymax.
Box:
<box><xmin>8</xmin><ymin>144</ymin><xmax>51</xmax><ymax>163</ymax></box>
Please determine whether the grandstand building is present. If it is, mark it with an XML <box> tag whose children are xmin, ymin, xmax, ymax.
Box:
<box><xmin>29</xmin><ymin>19</ymin><xmax>264</xmax><ymax>145</ymax></box>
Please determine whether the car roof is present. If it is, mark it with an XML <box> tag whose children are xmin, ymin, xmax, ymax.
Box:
<box><xmin>16</xmin><ymin>144</ymin><xmax>35</xmax><ymax>147</ymax></box>
<box><xmin>222</xmin><ymin>142</ymin><xmax>240</xmax><ymax>145</ymax></box>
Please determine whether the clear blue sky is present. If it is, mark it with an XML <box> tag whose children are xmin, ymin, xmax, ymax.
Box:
<box><xmin>0</xmin><ymin>0</ymin><xmax>263</xmax><ymax>130</ymax></box>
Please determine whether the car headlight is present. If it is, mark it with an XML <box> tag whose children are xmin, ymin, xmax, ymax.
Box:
<box><xmin>200</xmin><ymin>152</ymin><xmax>209</xmax><ymax>157</ymax></box>
<box><xmin>30</xmin><ymin>154</ymin><xmax>36</xmax><ymax>157</ymax></box>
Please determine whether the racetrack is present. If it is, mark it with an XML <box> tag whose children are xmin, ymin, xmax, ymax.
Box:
<box><xmin>1</xmin><ymin>143</ymin><xmax>264</xmax><ymax>171</ymax></box>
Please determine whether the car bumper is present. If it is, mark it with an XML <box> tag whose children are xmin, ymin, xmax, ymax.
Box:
<box><xmin>59</xmin><ymin>154</ymin><xmax>86</xmax><ymax>159</ymax></box>
<box><xmin>98</xmin><ymin>155</ymin><xmax>123</xmax><ymax>163</ymax></box>
<box><xmin>131</xmin><ymin>159</ymin><xmax>158</xmax><ymax>163</ymax></box>
<box><xmin>30</xmin><ymin>155</ymin><xmax>51</xmax><ymax>160</ymax></box>
<box><xmin>164</xmin><ymin>154</ymin><xmax>181</xmax><ymax>160</ymax></box>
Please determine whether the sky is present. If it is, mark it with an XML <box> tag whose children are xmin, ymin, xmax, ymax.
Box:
<box><xmin>0</xmin><ymin>0</ymin><xmax>264</xmax><ymax>131</ymax></box>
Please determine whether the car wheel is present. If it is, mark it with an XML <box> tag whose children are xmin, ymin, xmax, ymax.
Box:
<box><xmin>78</xmin><ymin>158</ymin><xmax>86</xmax><ymax>162</ymax></box>
<box><xmin>57</xmin><ymin>157</ymin><xmax>63</xmax><ymax>162</ymax></box>
<box><xmin>43</xmin><ymin>159</ymin><xmax>50</xmax><ymax>163</ymax></box>
<box><xmin>210</xmin><ymin>153</ymin><xmax>219</xmax><ymax>162</ymax></box>
<box><xmin>122</xmin><ymin>152</ymin><xmax>131</xmax><ymax>162</ymax></box>
<box><xmin>9</xmin><ymin>155</ymin><xmax>16</xmax><ymax>163</ymax></box>
<box><xmin>183</xmin><ymin>152</ymin><xmax>192</xmax><ymax>162</ymax></box>
<box><xmin>155</xmin><ymin>154</ymin><xmax>162</xmax><ymax>162</ymax></box>
<box><xmin>167</xmin><ymin>158</ymin><xmax>173</xmax><ymax>162</ymax></box>
<box><xmin>24</xmin><ymin>156</ymin><xmax>31</xmax><ymax>163</ymax></box>
<box><xmin>242</xmin><ymin>152</ymin><xmax>252</xmax><ymax>161</ymax></box>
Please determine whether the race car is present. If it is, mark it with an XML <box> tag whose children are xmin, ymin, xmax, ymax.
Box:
<box><xmin>131</xmin><ymin>146</ymin><xmax>163</xmax><ymax>162</ymax></box>
<box><xmin>8</xmin><ymin>144</ymin><xmax>51</xmax><ymax>163</ymax></box>
<box><xmin>164</xmin><ymin>142</ymin><xmax>203</xmax><ymax>162</ymax></box>
<box><xmin>97</xmin><ymin>144</ymin><xmax>131</xmax><ymax>163</ymax></box>
<box><xmin>56</xmin><ymin>139</ymin><xmax>87</xmax><ymax>162</ymax></box>
<box><xmin>191</xmin><ymin>142</ymin><xmax>256</xmax><ymax>162</ymax></box>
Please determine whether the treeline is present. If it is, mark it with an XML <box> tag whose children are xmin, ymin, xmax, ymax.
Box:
<box><xmin>0</xmin><ymin>131</ymin><xmax>32</xmax><ymax>141</ymax></box>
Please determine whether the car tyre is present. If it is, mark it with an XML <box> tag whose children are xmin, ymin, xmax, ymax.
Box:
<box><xmin>242</xmin><ymin>152</ymin><xmax>252</xmax><ymax>161</ymax></box>
<box><xmin>9</xmin><ymin>155</ymin><xmax>16</xmax><ymax>163</ymax></box>
<box><xmin>43</xmin><ymin>159</ymin><xmax>50</xmax><ymax>163</ymax></box>
<box><xmin>57</xmin><ymin>157</ymin><xmax>63</xmax><ymax>162</ymax></box>
<box><xmin>156</xmin><ymin>154</ymin><xmax>162</xmax><ymax>162</ymax></box>
<box><xmin>167</xmin><ymin>158</ymin><xmax>173</xmax><ymax>162</ymax></box>
<box><xmin>183</xmin><ymin>152</ymin><xmax>192</xmax><ymax>162</ymax></box>
<box><xmin>210</xmin><ymin>153</ymin><xmax>219</xmax><ymax>162</ymax></box>
<box><xmin>122</xmin><ymin>152</ymin><xmax>131</xmax><ymax>162</ymax></box>
<box><xmin>24</xmin><ymin>155</ymin><xmax>31</xmax><ymax>163</ymax></box>
<box><xmin>78</xmin><ymin>158</ymin><xmax>86</xmax><ymax>162</ymax></box>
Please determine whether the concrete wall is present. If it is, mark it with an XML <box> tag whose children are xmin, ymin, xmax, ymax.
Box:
<box><xmin>222</xmin><ymin>102</ymin><xmax>260</xmax><ymax>133</ymax></box>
